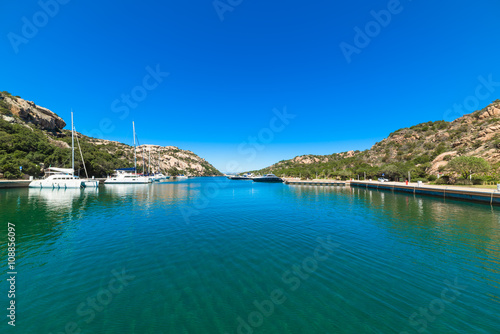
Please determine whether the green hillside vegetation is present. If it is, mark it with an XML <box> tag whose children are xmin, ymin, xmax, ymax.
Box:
<box><xmin>0</xmin><ymin>118</ymin><xmax>221</xmax><ymax>179</ymax></box>
<box><xmin>0</xmin><ymin>118</ymin><xmax>133</xmax><ymax>179</ymax></box>
<box><xmin>249</xmin><ymin>101</ymin><xmax>500</xmax><ymax>185</ymax></box>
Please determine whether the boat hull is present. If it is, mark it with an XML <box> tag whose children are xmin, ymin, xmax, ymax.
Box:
<box><xmin>82</xmin><ymin>180</ymin><xmax>99</xmax><ymax>188</ymax></box>
<box><xmin>104</xmin><ymin>179</ymin><xmax>151</xmax><ymax>184</ymax></box>
<box><xmin>253</xmin><ymin>178</ymin><xmax>283</xmax><ymax>183</ymax></box>
<box><xmin>29</xmin><ymin>179</ymin><xmax>83</xmax><ymax>188</ymax></box>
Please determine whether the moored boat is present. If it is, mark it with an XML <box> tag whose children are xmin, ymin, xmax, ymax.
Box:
<box><xmin>227</xmin><ymin>173</ymin><xmax>253</xmax><ymax>180</ymax></box>
<box><xmin>29</xmin><ymin>112</ymin><xmax>85</xmax><ymax>189</ymax></box>
<box><xmin>105</xmin><ymin>168</ymin><xmax>151</xmax><ymax>184</ymax></box>
<box><xmin>252</xmin><ymin>174</ymin><xmax>283</xmax><ymax>183</ymax></box>
<box><xmin>149</xmin><ymin>173</ymin><xmax>170</xmax><ymax>182</ymax></box>
<box><xmin>105</xmin><ymin>122</ymin><xmax>151</xmax><ymax>185</ymax></box>
<box><xmin>29</xmin><ymin>167</ymin><xmax>83</xmax><ymax>188</ymax></box>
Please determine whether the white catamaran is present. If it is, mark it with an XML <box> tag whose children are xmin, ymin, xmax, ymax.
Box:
<box><xmin>29</xmin><ymin>112</ymin><xmax>91</xmax><ymax>189</ymax></box>
<box><xmin>105</xmin><ymin>122</ymin><xmax>151</xmax><ymax>184</ymax></box>
<box><xmin>28</xmin><ymin>167</ymin><xmax>83</xmax><ymax>189</ymax></box>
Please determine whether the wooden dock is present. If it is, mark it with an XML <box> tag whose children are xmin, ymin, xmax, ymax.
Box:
<box><xmin>284</xmin><ymin>179</ymin><xmax>346</xmax><ymax>186</ymax></box>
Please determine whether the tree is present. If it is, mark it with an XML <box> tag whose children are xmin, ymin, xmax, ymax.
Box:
<box><xmin>447</xmin><ymin>156</ymin><xmax>490</xmax><ymax>180</ymax></box>
<box><xmin>380</xmin><ymin>164</ymin><xmax>402</xmax><ymax>180</ymax></box>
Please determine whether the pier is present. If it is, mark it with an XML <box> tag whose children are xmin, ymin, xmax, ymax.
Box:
<box><xmin>284</xmin><ymin>179</ymin><xmax>346</xmax><ymax>186</ymax></box>
<box><xmin>350</xmin><ymin>181</ymin><xmax>500</xmax><ymax>206</ymax></box>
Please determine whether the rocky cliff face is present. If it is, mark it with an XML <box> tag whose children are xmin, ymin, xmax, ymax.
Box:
<box><xmin>0</xmin><ymin>91</ymin><xmax>66</xmax><ymax>131</ymax></box>
<box><xmin>84</xmin><ymin>136</ymin><xmax>221</xmax><ymax>176</ymax></box>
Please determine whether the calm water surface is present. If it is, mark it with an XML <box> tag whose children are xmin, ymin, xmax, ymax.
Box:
<box><xmin>1</xmin><ymin>177</ymin><xmax>499</xmax><ymax>333</ymax></box>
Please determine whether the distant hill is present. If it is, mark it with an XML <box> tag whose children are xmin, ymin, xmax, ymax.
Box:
<box><xmin>0</xmin><ymin>91</ymin><xmax>222</xmax><ymax>179</ymax></box>
<box><xmin>250</xmin><ymin>100</ymin><xmax>500</xmax><ymax>182</ymax></box>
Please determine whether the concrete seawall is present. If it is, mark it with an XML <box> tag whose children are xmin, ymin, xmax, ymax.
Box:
<box><xmin>350</xmin><ymin>181</ymin><xmax>500</xmax><ymax>206</ymax></box>
<box><xmin>284</xmin><ymin>179</ymin><xmax>346</xmax><ymax>186</ymax></box>
<box><xmin>0</xmin><ymin>180</ymin><xmax>31</xmax><ymax>189</ymax></box>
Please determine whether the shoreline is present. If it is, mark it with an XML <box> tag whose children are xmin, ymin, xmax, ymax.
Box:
<box><xmin>282</xmin><ymin>178</ymin><xmax>500</xmax><ymax>205</ymax></box>
<box><xmin>3</xmin><ymin>178</ymin><xmax>499</xmax><ymax>206</ymax></box>
<box><xmin>349</xmin><ymin>180</ymin><xmax>500</xmax><ymax>206</ymax></box>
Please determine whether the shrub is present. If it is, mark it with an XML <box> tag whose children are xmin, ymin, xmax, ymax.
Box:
<box><xmin>491</xmin><ymin>139</ymin><xmax>500</xmax><ymax>149</ymax></box>
<box><xmin>435</xmin><ymin>176</ymin><xmax>450</xmax><ymax>185</ymax></box>
<box><xmin>472</xmin><ymin>178</ymin><xmax>484</xmax><ymax>185</ymax></box>
<box><xmin>473</xmin><ymin>141</ymin><xmax>483</xmax><ymax>149</ymax></box>
<box><xmin>435</xmin><ymin>121</ymin><xmax>448</xmax><ymax>130</ymax></box>
<box><xmin>413</xmin><ymin>155</ymin><xmax>430</xmax><ymax>164</ymax></box>
<box><xmin>424</xmin><ymin>142</ymin><xmax>435</xmax><ymax>150</ymax></box>
<box><xmin>414</xmin><ymin>177</ymin><xmax>429</xmax><ymax>182</ymax></box>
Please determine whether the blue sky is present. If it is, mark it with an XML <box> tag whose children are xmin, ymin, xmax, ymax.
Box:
<box><xmin>1</xmin><ymin>0</ymin><xmax>500</xmax><ymax>172</ymax></box>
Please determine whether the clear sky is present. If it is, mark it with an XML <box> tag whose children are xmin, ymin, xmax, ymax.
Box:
<box><xmin>1</xmin><ymin>0</ymin><xmax>500</xmax><ymax>172</ymax></box>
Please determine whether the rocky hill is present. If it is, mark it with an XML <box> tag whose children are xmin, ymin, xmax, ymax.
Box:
<box><xmin>0</xmin><ymin>91</ymin><xmax>221</xmax><ymax>178</ymax></box>
<box><xmin>0</xmin><ymin>91</ymin><xmax>66</xmax><ymax>131</ymax></box>
<box><xmin>251</xmin><ymin>100</ymin><xmax>500</xmax><ymax>182</ymax></box>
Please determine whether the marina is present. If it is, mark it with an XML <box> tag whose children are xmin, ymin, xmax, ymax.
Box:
<box><xmin>2</xmin><ymin>177</ymin><xmax>499</xmax><ymax>333</ymax></box>
<box><xmin>1</xmin><ymin>2</ymin><xmax>499</xmax><ymax>332</ymax></box>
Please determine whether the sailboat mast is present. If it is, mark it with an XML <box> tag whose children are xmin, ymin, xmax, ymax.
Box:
<box><xmin>133</xmin><ymin>121</ymin><xmax>137</xmax><ymax>175</ymax></box>
<box><xmin>71</xmin><ymin>111</ymin><xmax>75</xmax><ymax>176</ymax></box>
<box><xmin>142</xmin><ymin>146</ymin><xmax>146</xmax><ymax>174</ymax></box>
<box><xmin>148</xmin><ymin>148</ymin><xmax>151</xmax><ymax>175</ymax></box>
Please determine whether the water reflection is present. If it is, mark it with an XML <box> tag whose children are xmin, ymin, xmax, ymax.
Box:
<box><xmin>2</xmin><ymin>179</ymin><xmax>500</xmax><ymax>333</ymax></box>
<box><xmin>28</xmin><ymin>188</ymin><xmax>84</xmax><ymax>211</ymax></box>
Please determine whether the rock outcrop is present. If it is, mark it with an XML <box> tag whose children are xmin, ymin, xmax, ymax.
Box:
<box><xmin>0</xmin><ymin>90</ymin><xmax>222</xmax><ymax>176</ymax></box>
<box><xmin>0</xmin><ymin>92</ymin><xmax>66</xmax><ymax>131</ymax></box>
<box><xmin>81</xmin><ymin>137</ymin><xmax>220</xmax><ymax>176</ymax></box>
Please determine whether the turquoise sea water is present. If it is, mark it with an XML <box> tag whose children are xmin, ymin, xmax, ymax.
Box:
<box><xmin>1</xmin><ymin>177</ymin><xmax>500</xmax><ymax>333</ymax></box>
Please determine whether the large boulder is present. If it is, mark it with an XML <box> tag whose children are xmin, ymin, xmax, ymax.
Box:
<box><xmin>1</xmin><ymin>93</ymin><xmax>66</xmax><ymax>131</ymax></box>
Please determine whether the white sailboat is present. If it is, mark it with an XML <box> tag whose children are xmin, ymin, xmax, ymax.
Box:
<box><xmin>149</xmin><ymin>151</ymin><xmax>169</xmax><ymax>181</ymax></box>
<box><xmin>28</xmin><ymin>167</ymin><xmax>83</xmax><ymax>188</ymax></box>
<box><xmin>105</xmin><ymin>122</ymin><xmax>151</xmax><ymax>184</ymax></box>
<box><xmin>72</xmin><ymin>113</ymin><xmax>99</xmax><ymax>188</ymax></box>
<box><xmin>29</xmin><ymin>112</ymin><xmax>83</xmax><ymax>189</ymax></box>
